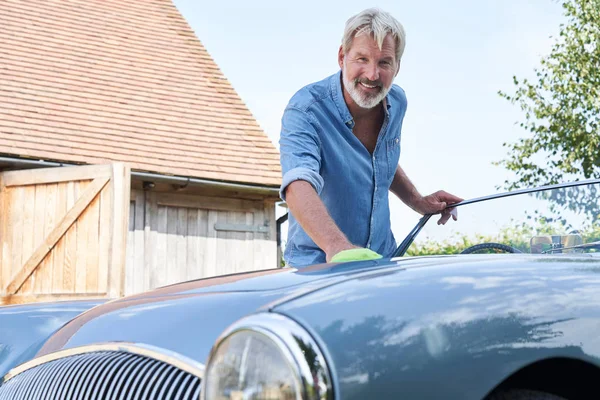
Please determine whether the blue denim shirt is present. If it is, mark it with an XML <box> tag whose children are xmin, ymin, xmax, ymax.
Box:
<box><xmin>279</xmin><ymin>70</ymin><xmax>407</xmax><ymax>267</ymax></box>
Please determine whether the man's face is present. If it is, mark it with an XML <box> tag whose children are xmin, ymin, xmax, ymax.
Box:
<box><xmin>339</xmin><ymin>33</ymin><xmax>399</xmax><ymax>109</ymax></box>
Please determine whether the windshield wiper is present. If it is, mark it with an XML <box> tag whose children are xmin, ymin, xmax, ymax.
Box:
<box><xmin>542</xmin><ymin>241</ymin><xmax>600</xmax><ymax>254</ymax></box>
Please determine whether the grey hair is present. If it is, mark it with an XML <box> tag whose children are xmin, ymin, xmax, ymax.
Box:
<box><xmin>342</xmin><ymin>8</ymin><xmax>406</xmax><ymax>64</ymax></box>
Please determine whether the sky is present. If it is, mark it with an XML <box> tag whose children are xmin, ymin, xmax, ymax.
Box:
<box><xmin>172</xmin><ymin>0</ymin><xmax>566</xmax><ymax>242</ymax></box>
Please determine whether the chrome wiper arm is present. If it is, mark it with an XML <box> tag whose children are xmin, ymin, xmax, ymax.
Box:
<box><xmin>542</xmin><ymin>241</ymin><xmax>600</xmax><ymax>254</ymax></box>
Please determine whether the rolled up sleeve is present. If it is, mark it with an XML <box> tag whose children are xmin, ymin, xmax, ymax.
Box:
<box><xmin>279</xmin><ymin>107</ymin><xmax>324</xmax><ymax>201</ymax></box>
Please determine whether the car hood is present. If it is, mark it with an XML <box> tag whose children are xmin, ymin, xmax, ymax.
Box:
<box><xmin>34</xmin><ymin>254</ymin><xmax>600</xmax><ymax>371</ymax></box>
<box><xmin>33</xmin><ymin>258</ymin><xmax>405</xmax><ymax>363</ymax></box>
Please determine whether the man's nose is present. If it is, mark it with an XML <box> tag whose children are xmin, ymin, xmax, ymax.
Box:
<box><xmin>365</xmin><ymin>63</ymin><xmax>380</xmax><ymax>82</ymax></box>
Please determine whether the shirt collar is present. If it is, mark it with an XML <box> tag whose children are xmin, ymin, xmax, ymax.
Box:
<box><xmin>330</xmin><ymin>70</ymin><xmax>393</xmax><ymax>129</ymax></box>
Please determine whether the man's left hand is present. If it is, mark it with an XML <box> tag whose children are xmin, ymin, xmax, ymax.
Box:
<box><xmin>414</xmin><ymin>190</ymin><xmax>463</xmax><ymax>225</ymax></box>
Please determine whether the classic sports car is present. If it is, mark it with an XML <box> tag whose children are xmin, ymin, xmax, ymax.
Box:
<box><xmin>1</xmin><ymin>179</ymin><xmax>600</xmax><ymax>400</ymax></box>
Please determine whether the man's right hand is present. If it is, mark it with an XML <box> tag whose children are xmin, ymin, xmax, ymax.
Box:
<box><xmin>286</xmin><ymin>181</ymin><xmax>358</xmax><ymax>262</ymax></box>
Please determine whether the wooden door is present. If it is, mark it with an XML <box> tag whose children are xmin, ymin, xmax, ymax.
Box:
<box><xmin>0</xmin><ymin>163</ymin><xmax>130</xmax><ymax>305</ymax></box>
<box><xmin>124</xmin><ymin>190</ymin><xmax>276</xmax><ymax>295</ymax></box>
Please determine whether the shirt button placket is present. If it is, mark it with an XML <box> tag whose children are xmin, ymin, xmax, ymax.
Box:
<box><xmin>368</xmin><ymin>154</ymin><xmax>377</xmax><ymax>249</ymax></box>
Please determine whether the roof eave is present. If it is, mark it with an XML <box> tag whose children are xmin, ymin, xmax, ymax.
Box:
<box><xmin>0</xmin><ymin>156</ymin><xmax>281</xmax><ymax>197</ymax></box>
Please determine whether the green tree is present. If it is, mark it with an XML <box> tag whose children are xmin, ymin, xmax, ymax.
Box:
<box><xmin>497</xmin><ymin>0</ymin><xmax>600</xmax><ymax>189</ymax></box>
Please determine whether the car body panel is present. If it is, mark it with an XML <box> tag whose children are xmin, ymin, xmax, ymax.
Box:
<box><xmin>0</xmin><ymin>262</ymin><xmax>390</xmax><ymax>371</ymax></box>
<box><xmin>275</xmin><ymin>254</ymin><xmax>600</xmax><ymax>399</ymax></box>
<box><xmin>36</xmin><ymin>291</ymin><xmax>286</xmax><ymax>364</ymax></box>
<box><xmin>125</xmin><ymin>262</ymin><xmax>397</xmax><ymax>295</ymax></box>
<box><xmin>0</xmin><ymin>300</ymin><xmax>104</xmax><ymax>377</ymax></box>
<box><xmin>3</xmin><ymin>253</ymin><xmax>600</xmax><ymax>399</ymax></box>
<box><xmin>31</xmin><ymin>261</ymin><xmax>393</xmax><ymax>361</ymax></box>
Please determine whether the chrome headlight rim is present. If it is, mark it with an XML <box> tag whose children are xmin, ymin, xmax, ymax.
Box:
<box><xmin>202</xmin><ymin>312</ymin><xmax>333</xmax><ymax>400</ymax></box>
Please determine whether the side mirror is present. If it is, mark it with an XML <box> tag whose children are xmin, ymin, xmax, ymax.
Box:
<box><xmin>530</xmin><ymin>234</ymin><xmax>583</xmax><ymax>254</ymax></box>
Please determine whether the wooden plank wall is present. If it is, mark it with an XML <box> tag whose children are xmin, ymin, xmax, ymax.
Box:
<box><xmin>0</xmin><ymin>163</ymin><xmax>130</xmax><ymax>305</ymax></box>
<box><xmin>125</xmin><ymin>190</ymin><xmax>278</xmax><ymax>295</ymax></box>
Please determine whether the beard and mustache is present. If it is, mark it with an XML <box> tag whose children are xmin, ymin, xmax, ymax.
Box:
<box><xmin>342</xmin><ymin>64</ymin><xmax>392</xmax><ymax>109</ymax></box>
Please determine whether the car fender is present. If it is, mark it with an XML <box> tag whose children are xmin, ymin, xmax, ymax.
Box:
<box><xmin>274</xmin><ymin>256</ymin><xmax>600</xmax><ymax>399</ymax></box>
<box><xmin>0</xmin><ymin>300</ymin><xmax>105</xmax><ymax>377</ymax></box>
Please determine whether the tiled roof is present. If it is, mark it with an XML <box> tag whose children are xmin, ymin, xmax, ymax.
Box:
<box><xmin>0</xmin><ymin>0</ymin><xmax>281</xmax><ymax>187</ymax></box>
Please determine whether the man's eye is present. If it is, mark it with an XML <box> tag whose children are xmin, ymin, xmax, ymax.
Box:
<box><xmin>358</xmin><ymin>57</ymin><xmax>367</xmax><ymax>62</ymax></box>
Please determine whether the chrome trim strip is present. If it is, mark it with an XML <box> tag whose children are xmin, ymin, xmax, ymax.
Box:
<box><xmin>71</xmin><ymin>352</ymin><xmax>103</xmax><ymax>398</ymax></box>
<box><xmin>154</xmin><ymin>363</ymin><xmax>177</xmax><ymax>398</ymax></box>
<box><xmin>104</xmin><ymin>351</ymin><xmax>137</xmax><ymax>398</ymax></box>
<box><xmin>165</xmin><ymin>369</ymin><xmax>188</xmax><ymax>398</ymax></box>
<box><xmin>125</xmin><ymin>356</ymin><xmax>155</xmax><ymax>399</ymax></box>
<box><xmin>35</xmin><ymin>355</ymin><xmax>61</xmax><ymax>399</ymax></box>
<box><xmin>82</xmin><ymin>352</ymin><xmax>122</xmax><ymax>399</ymax></box>
<box><xmin>22</xmin><ymin>361</ymin><xmax>52</xmax><ymax>398</ymax></box>
<box><xmin>64</xmin><ymin>352</ymin><xmax>92</xmax><ymax>399</ymax></box>
<box><xmin>184</xmin><ymin>373</ymin><xmax>200</xmax><ymax>399</ymax></box>
<box><xmin>393</xmin><ymin>214</ymin><xmax>431</xmax><ymax>257</ymax></box>
<box><xmin>123</xmin><ymin>355</ymin><xmax>153</xmax><ymax>399</ymax></box>
<box><xmin>143</xmin><ymin>360</ymin><xmax>170</xmax><ymax>398</ymax></box>
<box><xmin>3</xmin><ymin>342</ymin><xmax>205</xmax><ymax>384</ymax></box>
<box><xmin>55</xmin><ymin>351</ymin><xmax>95</xmax><ymax>398</ymax></box>
<box><xmin>94</xmin><ymin>353</ymin><xmax>136</xmax><ymax>397</ymax></box>
<box><xmin>202</xmin><ymin>312</ymin><xmax>333</xmax><ymax>400</ymax></box>
<box><xmin>451</xmin><ymin>178</ymin><xmax>600</xmax><ymax>208</ymax></box>
<box><xmin>174</xmin><ymin>372</ymin><xmax>195</xmax><ymax>399</ymax></box>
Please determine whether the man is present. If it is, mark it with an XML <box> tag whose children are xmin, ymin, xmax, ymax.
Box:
<box><xmin>279</xmin><ymin>8</ymin><xmax>462</xmax><ymax>267</ymax></box>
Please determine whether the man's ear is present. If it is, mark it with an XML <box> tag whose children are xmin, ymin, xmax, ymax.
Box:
<box><xmin>338</xmin><ymin>45</ymin><xmax>345</xmax><ymax>69</ymax></box>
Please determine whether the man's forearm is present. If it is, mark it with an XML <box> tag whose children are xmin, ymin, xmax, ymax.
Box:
<box><xmin>389</xmin><ymin>165</ymin><xmax>423</xmax><ymax>212</ymax></box>
<box><xmin>284</xmin><ymin>180</ymin><xmax>353</xmax><ymax>257</ymax></box>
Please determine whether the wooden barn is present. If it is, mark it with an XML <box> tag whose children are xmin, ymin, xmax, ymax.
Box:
<box><xmin>0</xmin><ymin>0</ymin><xmax>282</xmax><ymax>305</ymax></box>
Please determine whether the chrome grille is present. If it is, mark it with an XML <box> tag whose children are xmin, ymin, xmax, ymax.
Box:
<box><xmin>0</xmin><ymin>350</ymin><xmax>202</xmax><ymax>400</ymax></box>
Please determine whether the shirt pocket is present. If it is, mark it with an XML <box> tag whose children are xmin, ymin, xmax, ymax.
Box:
<box><xmin>386</xmin><ymin>136</ymin><xmax>401</xmax><ymax>180</ymax></box>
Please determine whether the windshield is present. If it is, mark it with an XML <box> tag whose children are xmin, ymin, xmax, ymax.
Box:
<box><xmin>396</xmin><ymin>180</ymin><xmax>600</xmax><ymax>257</ymax></box>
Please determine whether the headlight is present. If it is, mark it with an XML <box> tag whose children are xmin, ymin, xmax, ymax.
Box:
<box><xmin>201</xmin><ymin>313</ymin><xmax>333</xmax><ymax>400</ymax></box>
